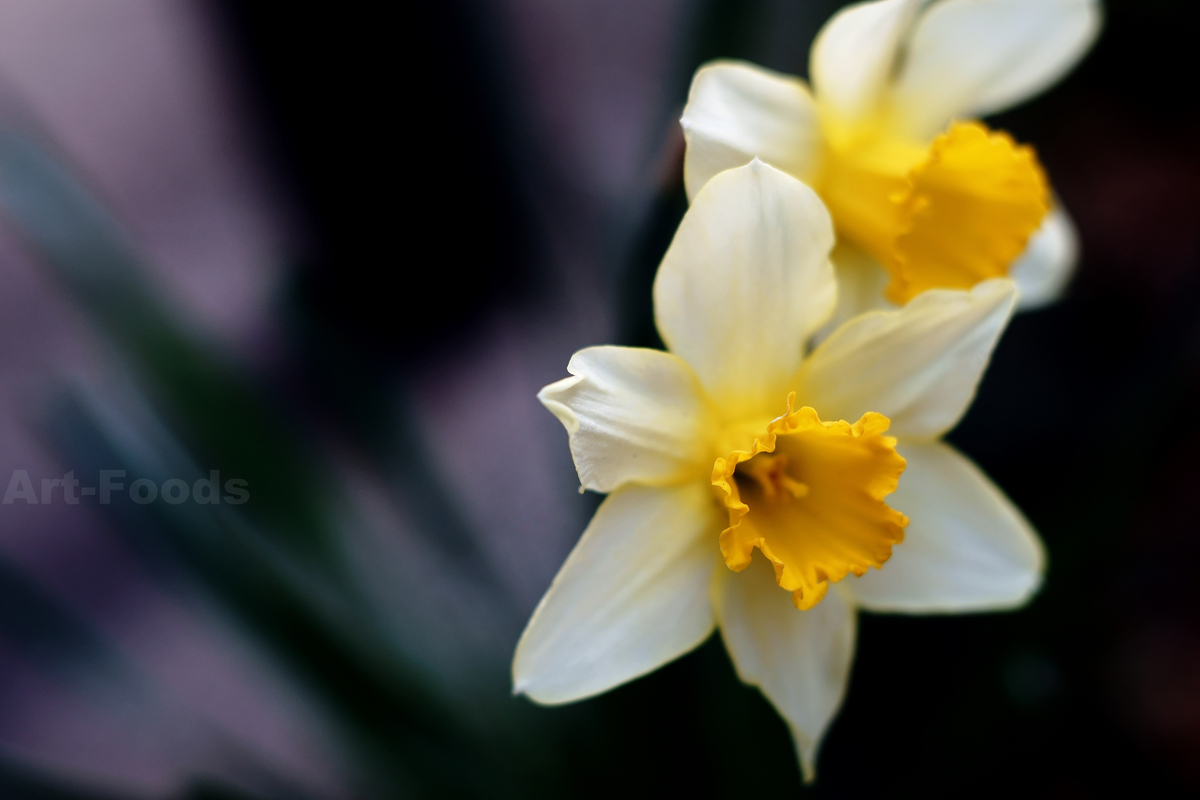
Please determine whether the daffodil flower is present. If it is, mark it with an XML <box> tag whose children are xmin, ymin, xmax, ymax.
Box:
<box><xmin>513</xmin><ymin>161</ymin><xmax>1043</xmax><ymax>779</ymax></box>
<box><xmin>681</xmin><ymin>0</ymin><xmax>1100</xmax><ymax>319</ymax></box>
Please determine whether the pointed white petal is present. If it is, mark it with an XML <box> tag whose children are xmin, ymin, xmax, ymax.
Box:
<box><xmin>513</xmin><ymin>481</ymin><xmax>722</xmax><ymax>704</ymax></box>
<box><xmin>713</xmin><ymin>556</ymin><xmax>856</xmax><ymax>781</ymax></box>
<box><xmin>654</xmin><ymin>160</ymin><xmax>836</xmax><ymax>421</ymax></box>
<box><xmin>809</xmin><ymin>0</ymin><xmax>923</xmax><ymax>136</ymax></box>
<box><xmin>1012</xmin><ymin>207</ymin><xmax>1079</xmax><ymax>311</ymax></box>
<box><xmin>797</xmin><ymin>279</ymin><xmax>1016</xmax><ymax>440</ymax></box>
<box><xmin>681</xmin><ymin>60</ymin><xmax>823</xmax><ymax>201</ymax></box>
<box><xmin>891</xmin><ymin>0</ymin><xmax>1102</xmax><ymax>140</ymax></box>
<box><xmin>843</xmin><ymin>441</ymin><xmax>1044</xmax><ymax>612</ymax></box>
<box><xmin>539</xmin><ymin>346</ymin><xmax>716</xmax><ymax>493</ymax></box>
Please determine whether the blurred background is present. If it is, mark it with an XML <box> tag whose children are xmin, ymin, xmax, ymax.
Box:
<box><xmin>0</xmin><ymin>0</ymin><xmax>1196</xmax><ymax>797</ymax></box>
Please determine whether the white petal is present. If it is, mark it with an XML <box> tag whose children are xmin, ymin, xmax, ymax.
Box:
<box><xmin>713</xmin><ymin>555</ymin><xmax>856</xmax><ymax>781</ymax></box>
<box><xmin>815</xmin><ymin>241</ymin><xmax>895</xmax><ymax>346</ymax></box>
<box><xmin>1012</xmin><ymin>207</ymin><xmax>1079</xmax><ymax>311</ymax></box>
<box><xmin>797</xmin><ymin>278</ymin><xmax>1016</xmax><ymax>440</ymax></box>
<box><xmin>681</xmin><ymin>61</ymin><xmax>823</xmax><ymax>201</ymax></box>
<box><xmin>654</xmin><ymin>160</ymin><xmax>836</xmax><ymax>421</ymax></box>
<box><xmin>538</xmin><ymin>346</ymin><xmax>716</xmax><ymax>493</ymax></box>
<box><xmin>809</xmin><ymin>0</ymin><xmax>923</xmax><ymax>136</ymax></box>
<box><xmin>890</xmin><ymin>0</ymin><xmax>1102</xmax><ymax>140</ymax></box>
<box><xmin>512</xmin><ymin>481</ymin><xmax>722</xmax><ymax>704</ymax></box>
<box><xmin>843</xmin><ymin>440</ymin><xmax>1044</xmax><ymax>612</ymax></box>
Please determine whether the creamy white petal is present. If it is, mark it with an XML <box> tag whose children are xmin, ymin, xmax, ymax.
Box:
<box><xmin>538</xmin><ymin>346</ymin><xmax>716</xmax><ymax>493</ymax></box>
<box><xmin>796</xmin><ymin>279</ymin><xmax>1016</xmax><ymax>440</ymax></box>
<box><xmin>1012</xmin><ymin>207</ymin><xmax>1079</xmax><ymax>311</ymax></box>
<box><xmin>654</xmin><ymin>160</ymin><xmax>836</xmax><ymax>421</ymax></box>
<box><xmin>512</xmin><ymin>481</ymin><xmax>722</xmax><ymax>704</ymax></box>
<box><xmin>816</xmin><ymin>241</ymin><xmax>895</xmax><ymax>346</ymax></box>
<box><xmin>681</xmin><ymin>61</ymin><xmax>823</xmax><ymax>201</ymax></box>
<box><xmin>809</xmin><ymin>0</ymin><xmax>923</xmax><ymax>137</ymax></box>
<box><xmin>713</xmin><ymin>556</ymin><xmax>856</xmax><ymax>781</ymax></box>
<box><xmin>842</xmin><ymin>440</ymin><xmax>1044</xmax><ymax>612</ymax></box>
<box><xmin>890</xmin><ymin>0</ymin><xmax>1102</xmax><ymax>140</ymax></box>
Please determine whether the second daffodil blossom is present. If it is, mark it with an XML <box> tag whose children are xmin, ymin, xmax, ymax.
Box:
<box><xmin>681</xmin><ymin>0</ymin><xmax>1100</xmax><ymax>318</ymax></box>
<box><xmin>512</xmin><ymin>161</ymin><xmax>1043</xmax><ymax>780</ymax></box>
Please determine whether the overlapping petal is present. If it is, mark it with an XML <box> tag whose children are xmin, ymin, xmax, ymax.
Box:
<box><xmin>809</xmin><ymin>0</ymin><xmax>922</xmax><ymax>137</ymax></box>
<box><xmin>842</xmin><ymin>441</ymin><xmax>1043</xmax><ymax>612</ymax></box>
<box><xmin>680</xmin><ymin>61</ymin><xmax>823</xmax><ymax>201</ymax></box>
<box><xmin>1011</xmin><ymin>207</ymin><xmax>1080</xmax><ymax>311</ymax></box>
<box><xmin>713</xmin><ymin>556</ymin><xmax>856</xmax><ymax>780</ymax></box>
<box><xmin>890</xmin><ymin>0</ymin><xmax>1102</xmax><ymax>140</ymax></box>
<box><xmin>655</xmin><ymin>160</ymin><xmax>836</xmax><ymax>421</ymax></box>
<box><xmin>538</xmin><ymin>346</ymin><xmax>716</xmax><ymax>493</ymax></box>
<box><xmin>796</xmin><ymin>279</ymin><xmax>1016</xmax><ymax>440</ymax></box>
<box><xmin>821</xmin><ymin>242</ymin><xmax>894</xmax><ymax>339</ymax></box>
<box><xmin>513</xmin><ymin>482</ymin><xmax>722</xmax><ymax>704</ymax></box>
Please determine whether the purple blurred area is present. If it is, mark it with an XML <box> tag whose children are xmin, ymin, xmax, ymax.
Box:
<box><xmin>0</xmin><ymin>2</ymin><xmax>345</xmax><ymax>797</ymax></box>
<box><xmin>0</xmin><ymin>0</ymin><xmax>693</xmax><ymax>796</ymax></box>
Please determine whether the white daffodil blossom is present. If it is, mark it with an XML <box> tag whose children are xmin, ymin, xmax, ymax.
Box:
<box><xmin>680</xmin><ymin>0</ymin><xmax>1099</xmax><ymax>318</ymax></box>
<box><xmin>513</xmin><ymin>161</ymin><xmax>1042</xmax><ymax>780</ymax></box>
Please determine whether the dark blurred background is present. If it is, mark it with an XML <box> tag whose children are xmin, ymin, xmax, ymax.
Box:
<box><xmin>0</xmin><ymin>0</ymin><xmax>1196</xmax><ymax>797</ymax></box>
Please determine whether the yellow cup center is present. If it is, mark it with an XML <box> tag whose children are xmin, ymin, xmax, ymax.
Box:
<box><xmin>712</xmin><ymin>394</ymin><xmax>908</xmax><ymax>610</ymax></box>
<box><xmin>816</xmin><ymin>120</ymin><xmax>1050</xmax><ymax>303</ymax></box>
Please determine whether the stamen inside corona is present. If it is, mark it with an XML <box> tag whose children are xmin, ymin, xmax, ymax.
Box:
<box><xmin>712</xmin><ymin>394</ymin><xmax>907</xmax><ymax>610</ymax></box>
